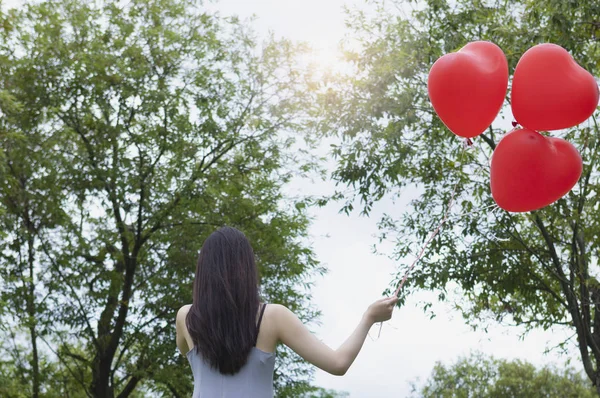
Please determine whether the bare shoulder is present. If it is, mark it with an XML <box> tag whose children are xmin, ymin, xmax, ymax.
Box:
<box><xmin>265</xmin><ymin>303</ymin><xmax>288</xmax><ymax>317</ymax></box>
<box><xmin>176</xmin><ymin>304</ymin><xmax>192</xmax><ymax>322</ymax></box>
<box><xmin>264</xmin><ymin>303</ymin><xmax>297</xmax><ymax>325</ymax></box>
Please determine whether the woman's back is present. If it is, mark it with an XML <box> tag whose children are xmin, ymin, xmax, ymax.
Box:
<box><xmin>179</xmin><ymin>303</ymin><xmax>277</xmax><ymax>398</ymax></box>
<box><xmin>187</xmin><ymin>347</ymin><xmax>275</xmax><ymax>398</ymax></box>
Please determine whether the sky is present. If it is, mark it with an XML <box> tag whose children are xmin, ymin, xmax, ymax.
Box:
<box><xmin>203</xmin><ymin>0</ymin><xmax>581</xmax><ymax>397</ymax></box>
<box><xmin>1</xmin><ymin>0</ymin><xmax>582</xmax><ymax>396</ymax></box>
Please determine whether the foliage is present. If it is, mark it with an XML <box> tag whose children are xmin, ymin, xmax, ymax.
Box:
<box><xmin>0</xmin><ymin>0</ymin><xmax>331</xmax><ymax>396</ymax></box>
<box><xmin>322</xmin><ymin>0</ymin><xmax>600</xmax><ymax>391</ymax></box>
<box><xmin>411</xmin><ymin>352</ymin><xmax>596</xmax><ymax>398</ymax></box>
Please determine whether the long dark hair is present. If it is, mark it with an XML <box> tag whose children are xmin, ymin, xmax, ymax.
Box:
<box><xmin>185</xmin><ymin>226</ymin><xmax>261</xmax><ymax>375</ymax></box>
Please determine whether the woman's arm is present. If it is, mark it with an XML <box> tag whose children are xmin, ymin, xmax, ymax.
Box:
<box><xmin>176</xmin><ymin>305</ymin><xmax>191</xmax><ymax>355</ymax></box>
<box><xmin>274</xmin><ymin>296</ymin><xmax>397</xmax><ymax>376</ymax></box>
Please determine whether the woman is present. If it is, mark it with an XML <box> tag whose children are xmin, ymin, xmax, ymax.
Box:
<box><xmin>176</xmin><ymin>226</ymin><xmax>398</xmax><ymax>397</ymax></box>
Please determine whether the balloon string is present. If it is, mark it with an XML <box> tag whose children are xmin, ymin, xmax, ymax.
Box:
<box><xmin>445</xmin><ymin>203</ymin><xmax>498</xmax><ymax>223</ymax></box>
<box><xmin>391</xmin><ymin>144</ymin><xmax>466</xmax><ymax>298</ymax></box>
<box><xmin>376</xmin><ymin>139</ymin><xmax>469</xmax><ymax>339</ymax></box>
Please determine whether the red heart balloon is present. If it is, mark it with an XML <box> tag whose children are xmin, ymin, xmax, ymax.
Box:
<box><xmin>511</xmin><ymin>43</ymin><xmax>599</xmax><ymax>131</ymax></box>
<box><xmin>490</xmin><ymin>128</ymin><xmax>582</xmax><ymax>212</ymax></box>
<box><xmin>428</xmin><ymin>41</ymin><xmax>508</xmax><ymax>138</ymax></box>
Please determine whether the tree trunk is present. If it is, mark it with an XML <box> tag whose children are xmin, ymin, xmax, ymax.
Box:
<box><xmin>91</xmin><ymin>356</ymin><xmax>115</xmax><ymax>398</ymax></box>
<box><xmin>91</xmin><ymin>255</ymin><xmax>137</xmax><ymax>397</ymax></box>
<box><xmin>26</xmin><ymin>229</ymin><xmax>40</xmax><ymax>398</ymax></box>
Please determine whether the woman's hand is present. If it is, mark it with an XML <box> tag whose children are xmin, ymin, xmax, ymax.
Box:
<box><xmin>365</xmin><ymin>296</ymin><xmax>398</xmax><ymax>324</ymax></box>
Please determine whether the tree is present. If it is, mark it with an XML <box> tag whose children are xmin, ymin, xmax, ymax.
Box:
<box><xmin>0</xmin><ymin>0</ymin><xmax>329</xmax><ymax>396</ymax></box>
<box><xmin>411</xmin><ymin>352</ymin><xmax>596</xmax><ymax>398</ymax></box>
<box><xmin>321</xmin><ymin>0</ymin><xmax>600</xmax><ymax>392</ymax></box>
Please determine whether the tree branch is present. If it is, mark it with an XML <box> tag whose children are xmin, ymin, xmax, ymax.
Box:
<box><xmin>38</xmin><ymin>335</ymin><xmax>93</xmax><ymax>398</ymax></box>
<box><xmin>531</xmin><ymin>212</ymin><xmax>599</xmax><ymax>379</ymax></box>
<box><xmin>479</xmin><ymin>132</ymin><xmax>496</xmax><ymax>150</ymax></box>
<box><xmin>37</xmin><ymin>234</ymin><xmax>99</xmax><ymax>350</ymax></box>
